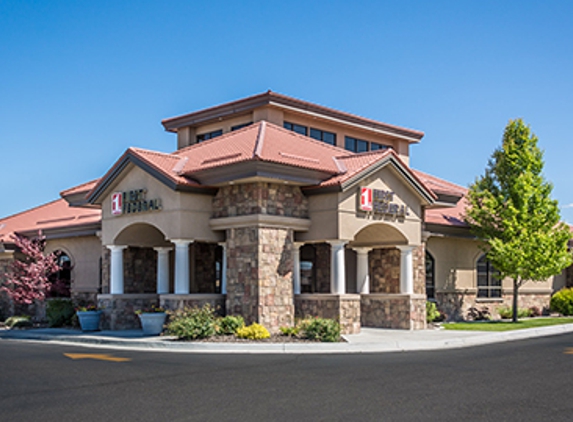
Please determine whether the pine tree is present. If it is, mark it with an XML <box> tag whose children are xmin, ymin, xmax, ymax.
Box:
<box><xmin>465</xmin><ymin>119</ymin><xmax>572</xmax><ymax>322</ymax></box>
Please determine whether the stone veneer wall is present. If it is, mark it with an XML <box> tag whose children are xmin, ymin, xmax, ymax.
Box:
<box><xmin>98</xmin><ymin>294</ymin><xmax>158</xmax><ymax>330</ymax></box>
<box><xmin>314</xmin><ymin>243</ymin><xmax>331</xmax><ymax>293</ymax></box>
<box><xmin>295</xmin><ymin>294</ymin><xmax>361</xmax><ymax>334</ymax></box>
<box><xmin>226</xmin><ymin>226</ymin><xmax>295</xmax><ymax>333</ymax></box>
<box><xmin>160</xmin><ymin>294</ymin><xmax>226</xmax><ymax>316</ymax></box>
<box><xmin>212</xmin><ymin>183</ymin><xmax>309</xmax><ymax>218</ymax></box>
<box><xmin>193</xmin><ymin>242</ymin><xmax>219</xmax><ymax>293</ymax></box>
<box><xmin>370</xmin><ymin>248</ymin><xmax>400</xmax><ymax>293</ymax></box>
<box><xmin>436</xmin><ymin>291</ymin><xmax>552</xmax><ymax>321</ymax></box>
<box><xmin>361</xmin><ymin>294</ymin><xmax>426</xmax><ymax>330</ymax></box>
<box><xmin>124</xmin><ymin>247</ymin><xmax>156</xmax><ymax>294</ymax></box>
<box><xmin>101</xmin><ymin>246</ymin><xmax>110</xmax><ymax>294</ymax></box>
<box><xmin>413</xmin><ymin>244</ymin><xmax>426</xmax><ymax>295</ymax></box>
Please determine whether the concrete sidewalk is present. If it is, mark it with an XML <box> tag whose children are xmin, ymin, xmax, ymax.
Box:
<box><xmin>2</xmin><ymin>324</ymin><xmax>573</xmax><ymax>354</ymax></box>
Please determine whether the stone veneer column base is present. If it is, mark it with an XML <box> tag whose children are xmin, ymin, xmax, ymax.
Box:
<box><xmin>160</xmin><ymin>294</ymin><xmax>226</xmax><ymax>316</ymax></box>
<box><xmin>295</xmin><ymin>294</ymin><xmax>361</xmax><ymax>334</ymax></box>
<box><xmin>98</xmin><ymin>294</ymin><xmax>158</xmax><ymax>330</ymax></box>
<box><xmin>436</xmin><ymin>290</ymin><xmax>553</xmax><ymax>321</ymax></box>
<box><xmin>361</xmin><ymin>294</ymin><xmax>427</xmax><ymax>330</ymax></box>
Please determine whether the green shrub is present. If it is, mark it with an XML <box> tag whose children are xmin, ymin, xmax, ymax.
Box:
<box><xmin>279</xmin><ymin>326</ymin><xmax>300</xmax><ymax>337</ymax></box>
<box><xmin>165</xmin><ymin>304</ymin><xmax>217</xmax><ymax>340</ymax></box>
<box><xmin>498</xmin><ymin>306</ymin><xmax>533</xmax><ymax>319</ymax></box>
<box><xmin>551</xmin><ymin>288</ymin><xmax>573</xmax><ymax>316</ymax></box>
<box><xmin>301</xmin><ymin>317</ymin><xmax>341</xmax><ymax>342</ymax></box>
<box><xmin>426</xmin><ymin>301</ymin><xmax>442</xmax><ymax>323</ymax></box>
<box><xmin>5</xmin><ymin>315</ymin><xmax>32</xmax><ymax>328</ymax></box>
<box><xmin>216</xmin><ymin>315</ymin><xmax>245</xmax><ymax>335</ymax></box>
<box><xmin>236</xmin><ymin>323</ymin><xmax>270</xmax><ymax>340</ymax></box>
<box><xmin>46</xmin><ymin>299</ymin><xmax>75</xmax><ymax>327</ymax></box>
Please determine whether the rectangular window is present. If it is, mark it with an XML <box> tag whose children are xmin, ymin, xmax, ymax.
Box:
<box><xmin>310</xmin><ymin>128</ymin><xmax>336</xmax><ymax>145</ymax></box>
<box><xmin>345</xmin><ymin>136</ymin><xmax>390</xmax><ymax>153</ymax></box>
<box><xmin>196</xmin><ymin>129</ymin><xmax>223</xmax><ymax>143</ymax></box>
<box><xmin>231</xmin><ymin>122</ymin><xmax>252</xmax><ymax>131</ymax></box>
<box><xmin>345</xmin><ymin>136</ymin><xmax>368</xmax><ymax>153</ymax></box>
<box><xmin>284</xmin><ymin>121</ymin><xmax>308</xmax><ymax>136</ymax></box>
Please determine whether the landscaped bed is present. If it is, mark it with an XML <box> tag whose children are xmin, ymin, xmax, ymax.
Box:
<box><xmin>442</xmin><ymin>317</ymin><xmax>573</xmax><ymax>331</ymax></box>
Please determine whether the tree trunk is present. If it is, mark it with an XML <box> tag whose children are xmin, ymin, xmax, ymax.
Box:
<box><xmin>512</xmin><ymin>278</ymin><xmax>519</xmax><ymax>323</ymax></box>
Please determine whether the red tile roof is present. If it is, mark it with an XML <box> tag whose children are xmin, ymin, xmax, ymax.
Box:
<box><xmin>416</xmin><ymin>172</ymin><xmax>469</xmax><ymax>228</ymax></box>
<box><xmin>60</xmin><ymin>179</ymin><xmax>100</xmax><ymax>197</ymax></box>
<box><xmin>0</xmin><ymin>198</ymin><xmax>101</xmax><ymax>243</ymax></box>
<box><xmin>174</xmin><ymin>121</ymin><xmax>350</xmax><ymax>176</ymax></box>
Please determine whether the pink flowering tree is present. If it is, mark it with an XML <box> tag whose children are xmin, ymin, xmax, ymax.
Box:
<box><xmin>1</xmin><ymin>233</ymin><xmax>59</xmax><ymax>304</ymax></box>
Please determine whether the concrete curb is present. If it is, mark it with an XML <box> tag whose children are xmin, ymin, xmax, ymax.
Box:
<box><xmin>2</xmin><ymin>323</ymin><xmax>573</xmax><ymax>354</ymax></box>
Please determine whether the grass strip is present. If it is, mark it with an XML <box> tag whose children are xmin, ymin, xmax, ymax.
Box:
<box><xmin>442</xmin><ymin>317</ymin><xmax>573</xmax><ymax>331</ymax></box>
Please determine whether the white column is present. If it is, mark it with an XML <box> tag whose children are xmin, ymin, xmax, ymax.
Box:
<box><xmin>397</xmin><ymin>245</ymin><xmax>415</xmax><ymax>294</ymax></box>
<box><xmin>328</xmin><ymin>240</ymin><xmax>347</xmax><ymax>295</ymax></box>
<box><xmin>172</xmin><ymin>239</ymin><xmax>193</xmax><ymax>294</ymax></box>
<box><xmin>154</xmin><ymin>247</ymin><xmax>172</xmax><ymax>294</ymax></box>
<box><xmin>353</xmin><ymin>247</ymin><xmax>372</xmax><ymax>294</ymax></box>
<box><xmin>107</xmin><ymin>245</ymin><xmax>127</xmax><ymax>294</ymax></box>
<box><xmin>218</xmin><ymin>242</ymin><xmax>227</xmax><ymax>295</ymax></box>
<box><xmin>293</xmin><ymin>242</ymin><xmax>303</xmax><ymax>295</ymax></box>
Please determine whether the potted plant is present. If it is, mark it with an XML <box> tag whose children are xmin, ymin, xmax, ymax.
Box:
<box><xmin>136</xmin><ymin>305</ymin><xmax>167</xmax><ymax>335</ymax></box>
<box><xmin>76</xmin><ymin>304</ymin><xmax>102</xmax><ymax>331</ymax></box>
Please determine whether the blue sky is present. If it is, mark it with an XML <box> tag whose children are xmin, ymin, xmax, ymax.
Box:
<box><xmin>1</xmin><ymin>1</ymin><xmax>573</xmax><ymax>221</ymax></box>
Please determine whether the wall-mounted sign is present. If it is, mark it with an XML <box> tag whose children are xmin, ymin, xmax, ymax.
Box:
<box><xmin>111</xmin><ymin>189</ymin><xmax>162</xmax><ymax>216</ymax></box>
<box><xmin>359</xmin><ymin>187</ymin><xmax>408</xmax><ymax>217</ymax></box>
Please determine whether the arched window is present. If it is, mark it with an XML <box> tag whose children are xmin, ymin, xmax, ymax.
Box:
<box><xmin>477</xmin><ymin>255</ymin><xmax>501</xmax><ymax>298</ymax></box>
<box><xmin>48</xmin><ymin>251</ymin><xmax>72</xmax><ymax>298</ymax></box>
<box><xmin>425</xmin><ymin>251</ymin><xmax>435</xmax><ymax>299</ymax></box>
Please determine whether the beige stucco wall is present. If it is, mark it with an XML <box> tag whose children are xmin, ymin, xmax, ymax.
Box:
<box><xmin>46</xmin><ymin>235</ymin><xmax>101</xmax><ymax>293</ymax></box>
<box><xmin>300</xmin><ymin>165</ymin><xmax>424</xmax><ymax>246</ymax></box>
<box><xmin>100</xmin><ymin>164</ymin><xmax>221</xmax><ymax>245</ymax></box>
<box><xmin>426</xmin><ymin>236</ymin><xmax>554</xmax><ymax>295</ymax></box>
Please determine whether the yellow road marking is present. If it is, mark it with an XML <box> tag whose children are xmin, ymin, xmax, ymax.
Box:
<box><xmin>564</xmin><ymin>348</ymin><xmax>573</xmax><ymax>355</ymax></box>
<box><xmin>64</xmin><ymin>353</ymin><xmax>131</xmax><ymax>362</ymax></box>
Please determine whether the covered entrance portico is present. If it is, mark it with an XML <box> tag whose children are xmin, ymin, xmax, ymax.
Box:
<box><xmin>293</xmin><ymin>222</ymin><xmax>426</xmax><ymax>333</ymax></box>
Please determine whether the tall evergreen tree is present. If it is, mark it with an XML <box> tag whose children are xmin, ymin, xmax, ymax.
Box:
<box><xmin>465</xmin><ymin>119</ymin><xmax>572</xmax><ymax>322</ymax></box>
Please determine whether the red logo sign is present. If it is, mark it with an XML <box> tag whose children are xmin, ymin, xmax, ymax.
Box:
<box><xmin>111</xmin><ymin>192</ymin><xmax>123</xmax><ymax>215</ymax></box>
<box><xmin>360</xmin><ymin>187</ymin><xmax>373</xmax><ymax>211</ymax></box>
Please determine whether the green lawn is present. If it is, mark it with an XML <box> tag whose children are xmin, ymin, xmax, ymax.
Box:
<box><xmin>442</xmin><ymin>317</ymin><xmax>573</xmax><ymax>331</ymax></box>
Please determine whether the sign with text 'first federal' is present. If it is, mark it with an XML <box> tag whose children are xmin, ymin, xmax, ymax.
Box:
<box><xmin>359</xmin><ymin>187</ymin><xmax>408</xmax><ymax>218</ymax></box>
<box><xmin>111</xmin><ymin>189</ymin><xmax>162</xmax><ymax>216</ymax></box>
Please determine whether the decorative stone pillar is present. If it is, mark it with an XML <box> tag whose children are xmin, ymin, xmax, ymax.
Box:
<box><xmin>154</xmin><ymin>247</ymin><xmax>172</xmax><ymax>294</ymax></box>
<box><xmin>293</xmin><ymin>242</ymin><xmax>303</xmax><ymax>295</ymax></box>
<box><xmin>107</xmin><ymin>245</ymin><xmax>127</xmax><ymax>294</ymax></box>
<box><xmin>172</xmin><ymin>239</ymin><xmax>193</xmax><ymax>294</ymax></box>
<box><xmin>397</xmin><ymin>245</ymin><xmax>415</xmax><ymax>294</ymax></box>
<box><xmin>328</xmin><ymin>240</ymin><xmax>347</xmax><ymax>295</ymax></box>
<box><xmin>219</xmin><ymin>242</ymin><xmax>227</xmax><ymax>295</ymax></box>
<box><xmin>353</xmin><ymin>247</ymin><xmax>372</xmax><ymax>294</ymax></box>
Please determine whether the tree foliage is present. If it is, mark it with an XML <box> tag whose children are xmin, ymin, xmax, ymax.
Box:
<box><xmin>465</xmin><ymin>119</ymin><xmax>572</xmax><ymax>320</ymax></box>
<box><xmin>1</xmin><ymin>233</ymin><xmax>60</xmax><ymax>304</ymax></box>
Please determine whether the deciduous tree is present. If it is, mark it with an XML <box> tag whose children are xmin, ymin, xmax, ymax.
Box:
<box><xmin>465</xmin><ymin>119</ymin><xmax>572</xmax><ymax>322</ymax></box>
<box><xmin>1</xmin><ymin>233</ymin><xmax>59</xmax><ymax>304</ymax></box>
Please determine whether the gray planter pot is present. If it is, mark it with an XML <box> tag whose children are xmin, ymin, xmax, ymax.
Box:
<box><xmin>138</xmin><ymin>312</ymin><xmax>167</xmax><ymax>335</ymax></box>
<box><xmin>77</xmin><ymin>311</ymin><xmax>102</xmax><ymax>331</ymax></box>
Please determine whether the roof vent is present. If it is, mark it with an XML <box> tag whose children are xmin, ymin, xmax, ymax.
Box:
<box><xmin>172</xmin><ymin>156</ymin><xmax>189</xmax><ymax>175</ymax></box>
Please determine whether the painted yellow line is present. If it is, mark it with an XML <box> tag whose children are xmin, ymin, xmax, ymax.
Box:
<box><xmin>563</xmin><ymin>348</ymin><xmax>573</xmax><ymax>355</ymax></box>
<box><xmin>64</xmin><ymin>353</ymin><xmax>131</xmax><ymax>362</ymax></box>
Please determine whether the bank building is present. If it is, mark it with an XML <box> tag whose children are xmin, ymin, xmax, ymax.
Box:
<box><xmin>0</xmin><ymin>92</ymin><xmax>568</xmax><ymax>333</ymax></box>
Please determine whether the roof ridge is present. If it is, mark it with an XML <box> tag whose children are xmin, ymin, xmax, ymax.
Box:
<box><xmin>412</xmin><ymin>169</ymin><xmax>468</xmax><ymax>192</ymax></box>
<box><xmin>60</xmin><ymin>178</ymin><xmax>101</xmax><ymax>196</ymax></box>
<box><xmin>253</xmin><ymin>121</ymin><xmax>266</xmax><ymax>158</ymax></box>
